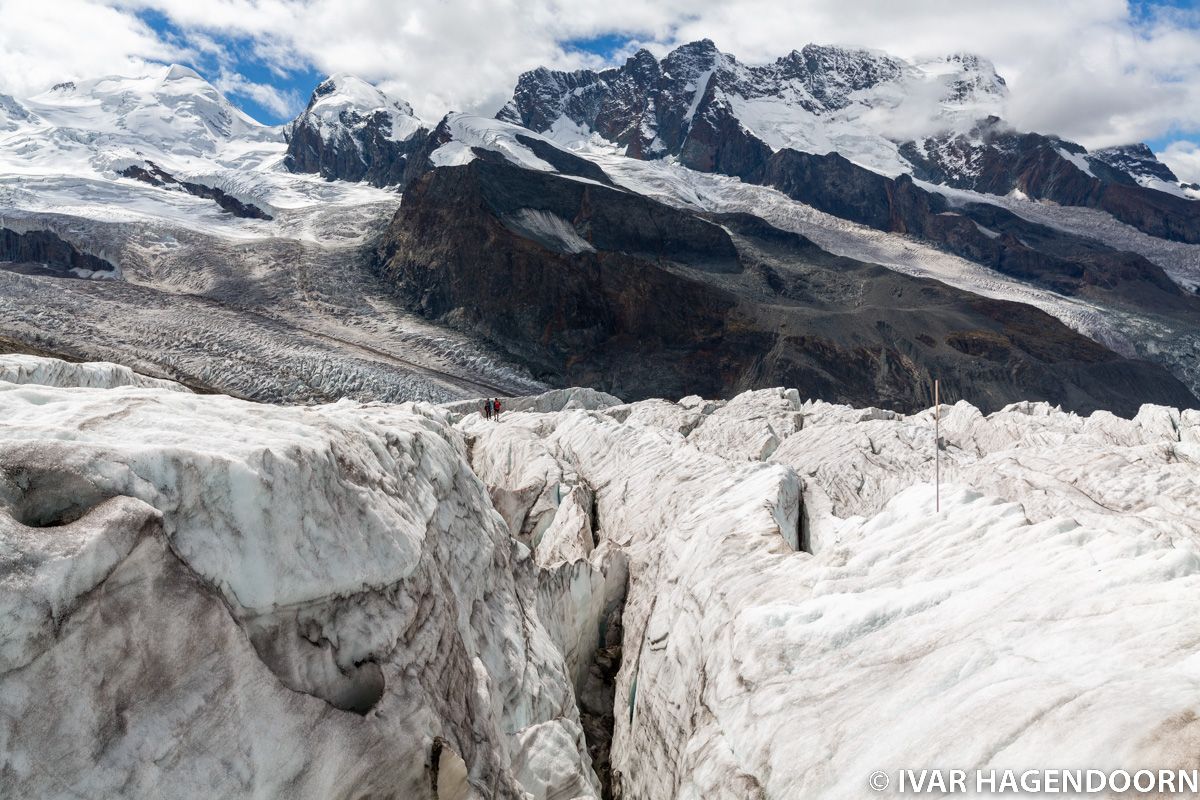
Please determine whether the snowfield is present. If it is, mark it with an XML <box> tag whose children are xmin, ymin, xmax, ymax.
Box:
<box><xmin>4</xmin><ymin>357</ymin><xmax>1200</xmax><ymax>798</ymax></box>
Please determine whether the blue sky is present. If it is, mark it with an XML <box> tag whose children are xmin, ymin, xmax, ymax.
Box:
<box><xmin>136</xmin><ymin>8</ymin><xmax>324</xmax><ymax>123</ymax></box>
<box><xmin>563</xmin><ymin>33</ymin><xmax>641</xmax><ymax>63</ymax></box>
<box><xmin>1130</xmin><ymin>0</ymin><xmax>1199</xmax><ymax>153</ymax></box>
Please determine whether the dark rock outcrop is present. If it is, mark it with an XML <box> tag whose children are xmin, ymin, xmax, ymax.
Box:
<box><xmin>377</xmin><ymin>156</ymin><xmax>1196</xmax><ymax>416</ymax></box>
<box><xmin>119</xmin><ymin>162</ymin><xmax>272</xmax><ymax>220</ymax></box>
<box><xmin>1</xmin><ymin>227</ymin><xmax>117</xmax><ymax>276</ymax></box>
<box><xmin>756</xmin><ymin>149</ymin><xmax>1194</xmax><ymax>315</ymax></box>
<box><xmin>1088</xmin><ymin>143</ymin><xmax>1180</xmax><ymax>185</ymax></box>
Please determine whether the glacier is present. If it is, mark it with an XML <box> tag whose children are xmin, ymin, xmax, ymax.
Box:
<box><xmin>0</xmin><ymin>66</ymin><xmax>543</xmax><ymax>404</ymax></box>
<box><xmin>3</xmin><ymin>355</ymin><xmax>1200</xmax><ymax>799</ymax></box>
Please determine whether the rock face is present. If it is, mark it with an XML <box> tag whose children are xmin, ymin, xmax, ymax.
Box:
<box><xmin>903</xmin><ymin>121</ymin><xmax>1104</xmax><ymax>201</ymax></box>
<box><xmin>498</xmin><ymin>40</ymin><xmax>1005</xmax><ymax>177</ymax></box>
<box><xmin>0</xmin><ymin>93</ymin><xmax>34</xmax><ymax>132</ymax></box>
<box><xmin>284</xmin><ymin>74</ymin><xmax>429</xmax><ymax>187</ymax></box>
<box><xmin>379</xmin><ymin>127</ymin><xmax>1198</xmax><ymax>416</ymax></box>
<box><xmin>902</xmin><ymin>121</ymin><xmax>1200</xmax><ymax>243</ymax></box>
<box><xmin>5</xmin><ymin>357</ymin><xmax>1200</xmax><ymax>798</ymax></box>
<box><xmin>1086</xmin><ymin>142</ymin><xmax>1180</xmax><ymax>186</ymax></box>
<box><xmin>757</xmin><ymin>148</ymin><xmax>1194</xmax><ymax>312</ymax></box>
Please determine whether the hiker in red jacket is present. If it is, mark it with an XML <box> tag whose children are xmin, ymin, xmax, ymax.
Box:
<box><xmin>493</xmin><ymin>398</ymin><xmax>502</xmax><ymax>419</ymax></box>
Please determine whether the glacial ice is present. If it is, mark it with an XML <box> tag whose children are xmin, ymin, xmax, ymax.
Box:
<box><xmin>0</xmin><ymin>358</ymin><xmax>598</xmax><ymax>800</ymax></box>
<box><xmin>0</xmin><ymin>353</ymin><xmax>189</xmax><ymax>392</ymax></box>
<box><xmin>3</xmin><ymin>356</ymin><xmax>1200</xmax><ymax>799</ymax></box>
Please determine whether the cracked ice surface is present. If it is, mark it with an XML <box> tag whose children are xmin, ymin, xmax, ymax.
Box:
<box><xmin>0</xmin><ymin>359</ymin><xmax>600</xmax><ymax>800</ymax></box>
<box><xmin>461</xmin><ymin>388</ymin><xmax>1200</xmax><ymax>799</ymax></box>
<box><xmin>0</xmin><ymin>354</ymin><xmax>190</xmax><ymax>392</ymax></box>
<box><xmin>4</xmin><ymin>358</ymin><xmax>1200</xmax><ymax>799</ymax></box>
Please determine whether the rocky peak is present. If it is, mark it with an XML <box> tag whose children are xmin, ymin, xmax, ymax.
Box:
<box><xmin>498</xmin><ymin>66</ymin><xmax>607</xmax><ymax>133</ymax></box>
<box><xmin>302</xmin><ymin>73</ymin><xmax>422</xmax><ymax>138</ymax></box>
<box><xmin>788</xmin><ymin>44</ymin><xmax>904</xmax><ymax>102</ymax></box>
<box><xmin>662</xmin><ymin>38</ymin><xmax>722</xmax><ymax>78</ymax></box>
<box><xmin>284</xmin><ymin>74</ymin><xmax>428</xmax><ymax>188</ymax></box>
<box><xmin>1087</xmin><ymin>143</ymin><xmax>1179</xmax><ymax>186</ymax></box>
<box><xmin>496</xmin><ymin>39</ymin><xmax>1008</xmax><ymax>173</ymax></box>
<box><xmin>624</xmin><ymin>48</ymin><xmax>661</xmax><ymax>82</ymax></box>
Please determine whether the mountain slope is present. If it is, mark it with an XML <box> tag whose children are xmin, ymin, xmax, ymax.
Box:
<box><xmin>2</xmin><ymin>57</ymin><xmax>1198</xmax><ymax>415</ymax></box>
<box><xmin>0</xmin><ymin>67</ymin><xmax>540</xmax><ymax>403</ymax></box>
<box><xmin>378</xmin><ymin>116</ymin><xmax>1196</xmax><ymax>415</ymax></box>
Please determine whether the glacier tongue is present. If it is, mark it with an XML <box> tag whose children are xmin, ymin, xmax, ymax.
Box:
<box><xmin>4</xmin><ymin>357</ymin><xmax>1200</xmax><ymax>799</ymax></box>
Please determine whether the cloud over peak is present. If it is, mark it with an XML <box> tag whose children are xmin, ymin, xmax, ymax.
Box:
<box><xmin>0</xmin><ymin>0</ymin><xmax>1196</xmax><ymax>157</ymax></box>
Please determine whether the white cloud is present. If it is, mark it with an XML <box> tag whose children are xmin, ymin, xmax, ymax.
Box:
<box><xmin>1160</xmin><ymin>141</ymin><xmax>1200</xmax><ymax>184</ymax></box>
<box><xmin>0</xmin><ymin>0</ymin><xmax>182</xmax><ymax>96</ymax></box>
<box><xmin>213</xmin><ymin>69</ymin><xmax>300</xmax><ymax>118</ymax></box>
<box><xmin>0</xmin><ymin>0</ymin><xmax>1197</xmax><ymax>158</ymax></box>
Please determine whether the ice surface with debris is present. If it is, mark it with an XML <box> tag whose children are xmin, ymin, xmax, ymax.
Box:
<box><xmin>0</xmin><ymin>353</ymin><xmax>189</xmax><ymax>392</ymax></box>
<box><xmin>7</xmin><ymin>358</ymin><xmax>1198</xmax><ymax>798</ymax></box>
<box><xmin>0</xmin><ymin>357</ymin><xmax>599</xmax><ymax>800</ymax></box>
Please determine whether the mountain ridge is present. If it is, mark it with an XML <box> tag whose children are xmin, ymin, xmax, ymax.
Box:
<box><xmin>497</xmin><ymin>39</ymin><xmax>1199</xmax><ymax>232</ymax></box>
<box><xmin>1</xmin><ymin>52</ymin><xmax>1198</xmax><ymax>416</ymax></box>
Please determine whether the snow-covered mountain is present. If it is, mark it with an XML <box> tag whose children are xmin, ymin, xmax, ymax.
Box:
<box><xmin>498</xmin><ymin>40</ymin><xmax>1199</xmax><ymax>239</ymax></box>
<box><xmin>5</xmin><ymin>356</ymin><xmax>1200</xmax><ymax>798</ymax></box>
<box><xmin>25</xmin><ymin>64</ymin><xmax>265</xmax><ymax>152</ymax></box>
<box><xmin>0</xmin><ymin>63</ymin><xmax>290</xmax><ymax>221</ymax></box>
<box><xmin>284</xmin><ymin>73</ymin><xmax>429</xmax><ymax>187</ymax></box>
<box><xmin>3</xmin><ymin>57</ymin><xmax>1199</xmax><ymax>412</ymax></box>
<box><xmin>1089</xmin><ymin>142</ymin><xmax>1183</xmax><ymax>191</ymax></box>
<box><xmin>498</xmin><ymin>40</ymin><xmax>1007</xmax><ymax>176</ymax></box>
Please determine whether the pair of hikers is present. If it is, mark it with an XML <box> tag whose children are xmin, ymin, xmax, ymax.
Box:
<box><xmin>481</xmin><ymin>397</ymin><xmax>503</xmax><ymax>420</ymax></box>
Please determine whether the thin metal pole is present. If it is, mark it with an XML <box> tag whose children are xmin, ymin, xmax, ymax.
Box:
<box><xmin>934</xmin><ymin>379</ymin><xmax>940</xmax><ymax>513</ymax></box>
